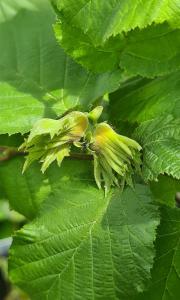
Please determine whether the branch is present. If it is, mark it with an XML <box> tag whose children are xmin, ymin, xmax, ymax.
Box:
<box><xmin>67</xmin><ymin>153</ymin><xmax>93</xmax><ymax>160</ymax></box>
<box><xmin>0</xmin><ymin>147</ymin><xmax>24</xmax><ymax>162</ymax></box>
<box><xmin>0</xmin><ymin>146</ymin><xmax>93</xmax><ymax>162</ymax></box>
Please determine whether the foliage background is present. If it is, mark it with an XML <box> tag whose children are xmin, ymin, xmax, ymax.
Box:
<box><xmin>0</xmin><ymin>0</ymin><xmax>179</xmax><ymax>299</ymax></box>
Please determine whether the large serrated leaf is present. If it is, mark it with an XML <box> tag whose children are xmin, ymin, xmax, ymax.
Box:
<box><xmin>52</xmin><ymin>0</ymin><xmax>180</xmax><ymax>45</ymax></box>
<box><xmin>135</xmin><ymin>116</ymin><xmax>180</xmax><ymax>181</ymax></box>
<box><xmin>0</xmin><ymin>156</ymin><xmax>94</xmax><ymax>220</ymax></box>
<box><xmin>57</xmin><ymin>19</ymin><xmax>180</xmax><ymax>77</ymax></box>
<box><xmin>53</xmin><ymin>1</ymin><xmax>180</xmax><ymax>75</ymax></box>
<box><xmin>0</xmin><ymin>0</ymin><xmax>122</xmax><ymax>135</ymax></box>
<box><xmin>9</xmin><ymin>180</ymin><xmax>159</xmax><ymax>300</ymax></box>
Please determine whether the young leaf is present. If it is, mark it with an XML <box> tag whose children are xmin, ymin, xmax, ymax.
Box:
<box><xmin>9</xmin><ymin>184</ymin><xmax>159</xmax><ymax>300</ymax></box>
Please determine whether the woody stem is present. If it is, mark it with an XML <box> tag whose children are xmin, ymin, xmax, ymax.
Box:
<box><xmin>0</xmin><ymin>146</ymin><xmax>93</xmax><ymax>162</ymax></box>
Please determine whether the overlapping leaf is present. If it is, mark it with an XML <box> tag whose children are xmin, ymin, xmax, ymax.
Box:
<box><xmin>54</xmin><ymin>22</ymin><xmax>125</xmax><ymax>73</ymax></box>
<box><xmin>52</xmin><ymin>0</ymin><xmax>180</xmax><ymax>45</ymax></box>
<box><xmin>109</xmin><ymin>71</ymin><xmax>180</xmax><ymax>123</ymax></box>
<box><xmin>56</xmin><ymin>19</ymin><xmax>180</xmax><ymax>77</ymax></box>
<box><xmin>135</xmin><ymin>116</ymin><xmax>180</xmax><ymax>181</ymax></box>
<box><xmin>9</xmin><ymin>179</ymin><xmax>159</xmax><ymax>300</ymax></box>
<box><xmin>0</xmin><ymin>0</ymin><xmax>122</xmax><ymax>135</ymax></box>
<box><xmin>53</xmin><ymin>0</ymin><xmax>180</xmax><ymax>76</ymax></box>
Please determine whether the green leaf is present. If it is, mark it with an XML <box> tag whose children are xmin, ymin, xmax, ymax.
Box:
<box><xmin>9</xmin><ymin>182</ymin><xmax>159</xmax><ymax>300</ymax></box>
<box><xmin>0</xmin><ymin>0</ymin><xmax>122</xmax><ymax>135</ymax></box>
<box><xmin>109</xmin><ymin>72</ymin><xmax>180</xmax><ymax>123</ymax></box>
<box><xmin>134</xmin><ymin>116</ymin><xmax>180</xmax><ymax>181</ymax></box>
<box><xmin>57</xmin><ymin>19</ymin><xmax>180</xmax><ymax>77</ymax></box>
<box><xmin>150</xmin><ymin>175</ymin><xmax>180</xmax><ymax>208</ymax></box>
<box><xmin>52</xmin><ymin>0</ymin><xmax>180</xmax><ymax>45</ymax></box>
<box><xmin>136</xmin><ymin>206</ymin><xmax>180</xmax><ymax>300</ymax></box>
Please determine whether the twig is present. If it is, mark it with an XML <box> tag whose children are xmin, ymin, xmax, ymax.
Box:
<box><xmin>0</xmin><ymin>146</ymin><xmax>93</xmax><ymax>162</ymax></box>
<box><xmin>67</xmin><ymin>153</ymin><xmax>93</xmax><ymax>160</ymax></box>
<box><xmin>0</xmin><ymin>148</ymin><xmax>24</xmax><ymax>162</ymax></box>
